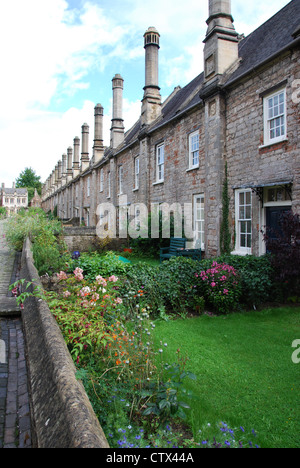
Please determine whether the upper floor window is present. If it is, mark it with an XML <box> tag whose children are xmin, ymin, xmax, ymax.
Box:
<box><xmin>107</xmin><ymin>172</ymin><xmax>111</xmax><ymax>198</ymax></box>
<box><xmin>263</xmin><ymin>88</ymin><xmax>286</xmax><ymax>145</ymax></box>
<box><xmin>87</xmin><ymin>176</ymin><xmax>91</xmax><ymax>197</ymax></box>
<box><xmin>100</xmin><ymin>169</ymin><xmax>104</xmax><ymax>192</ymax></box>
<box><xmin>156</xmin><ymin>143</ymin><xmax>164</xmax><ymax>183</ymax></box>
<box><xmin>134</xmin><ymin>157</ymin><xmax>139</xmax><ymax>189</ymax></box>
<box><xmin>118</xmin><ymin>165</ymin><xmax>123</xmax><ymax>195</ymax></box>
<box><xmin>189</xmin><ymin>131</ymin><xmax>199</xmax><ymax>169</ymax></box>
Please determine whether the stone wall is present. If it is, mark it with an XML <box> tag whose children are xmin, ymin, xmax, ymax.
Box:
<box><xmin>20</xmin><ymin>238</ymin><xmax>109</xmax><ymax>448</ymax></box>
<box><xmin>63</xmin><ymin>226</ymin><xmax>97</xmax><ymax>252</ymax></box>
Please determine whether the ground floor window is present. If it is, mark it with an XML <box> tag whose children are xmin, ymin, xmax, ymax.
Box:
<box><xmin>234</xmin><ymin>189</ymin><xmax>252</xmax><ymax>254</ymax></box>
<box><xmin>194</xmin><ymin>194</ymin><xmax>205</xmax><ymax>249</ymax></box>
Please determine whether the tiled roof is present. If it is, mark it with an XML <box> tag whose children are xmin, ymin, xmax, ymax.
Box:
<box><xmin>108</xmin><ymin>0</ymin><xmax>299</xmax><ymax>157</ymax></box>
<box><xmin>1</xmin><ymin>188</ymin><xmax>28</xmax><ymax>195</ymax></box>
<box><xmin>225</xmin><ymin>0</ymin><xmax>300</xmax><ymax>86</ymax></box>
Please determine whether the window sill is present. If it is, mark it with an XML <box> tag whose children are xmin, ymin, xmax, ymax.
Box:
<box><xmin>153</xmin><ymin>180</ymin><xmax>164</xmax><ymax>186</ymax></box>
<box><xmin>231</xmin><ymin>249</ymin><xmax>252</xmax><ymax>256</ymax></box>
<box><xmin>186</xmin><ymin>166</ymin><xmax>199</xmax><ymax>172</ymax></box>
<box><xmin>132</xmin><ymin>188</ymin><xmax>139</xmax><ymax>192</ymax></box>
<box><xmin>259</xmin><ymin>138</ymin><xmax>288</xmax><ymax>150</ymax></box>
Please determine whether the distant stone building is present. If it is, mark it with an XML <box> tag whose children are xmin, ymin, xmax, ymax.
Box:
<box><xmin>42</xmin><ymin>0</ymin><xmax>300</xmax><ymax>258</ymax></box>
<box><xmin>30</xmin><ymin>189</ymin><xmax>42</xmax><ymax>208</ymax></box>
<box><xmin>0</xmin><ymin>183</ymin><xmax>28</xmax><ymax>216</ymax></box>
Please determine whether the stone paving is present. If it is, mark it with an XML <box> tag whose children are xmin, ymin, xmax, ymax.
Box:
<box><xmin>0</xmin><ymin>220</ymin><xmax>32</xmax><ymax>448</ymax></box>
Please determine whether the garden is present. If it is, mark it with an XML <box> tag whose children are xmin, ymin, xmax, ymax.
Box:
<box><xmin>5</xmin><ymin>208</ymin><xmax>300</xmax><ymax>448</ymax></box>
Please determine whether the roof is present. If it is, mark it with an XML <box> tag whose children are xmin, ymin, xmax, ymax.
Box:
<box><xmin>225</xmin><ymin>0</ymin><xmax>300</xmax><ymax>86</ymax></box>
<box><xmin>1</xmin><ymin>188</ymin><xmax>28</xmax><ymax>195</ymax></box>
<box><xmin>107</xmin><ymin>0</ymin><xmax>300</xmax><ymax>158</ymax></box>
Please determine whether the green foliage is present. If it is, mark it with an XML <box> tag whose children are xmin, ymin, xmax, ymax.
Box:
<box><xmin>195</xmin><ymin>261</ymin><xmax>242</xmax><ymax>314</ymax></box>
<box><xmin>0</xmin><ymin>206</ymin><xmax>7</xmax><ymax>219</ymax></box>
<box><xmin>220</xmin><ymin>162</ymin><xmax>231</xmax><ymax>254</ymax></box>
<box><xmin>70</xmin><ymin>251</ymin><xmax>131</xmax><ymax>280</ymax></box>
<box><xmin>142</xmin><ymin>352</ymin><xmax>196</xmax><ymax>424</ymax></box>
<box><xmin>119</xmin><ymin>253</ymin><xmax>275</xmax><ymax>316</ymax></box>
<box><xmin>15</xmin><ymin>167</ymin><xmax>42</xmax><ymax>202</ymax></box>
<box><xmin>4</xmin><ymin>207</ymin><xmax>69</xmax><ymax>275</ymax></box>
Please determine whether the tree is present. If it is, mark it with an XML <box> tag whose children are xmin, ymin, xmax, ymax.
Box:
<box><xmin>15</xmin><ymin>167</ymin><xmax>42</xmax><ymax>202</ymax></box>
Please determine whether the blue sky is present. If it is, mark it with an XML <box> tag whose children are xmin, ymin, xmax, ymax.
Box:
<box><xmin>0</xmin><ymin>0</ymin><xmax>291</xmax><ymax>186</ymax></box>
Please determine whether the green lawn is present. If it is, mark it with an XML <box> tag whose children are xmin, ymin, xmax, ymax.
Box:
<box><xmin>122</xmin><ymin>255</ymin><xmax>160</xmax><ymax>267</ymax></box>
<box><xmin>153</xmin><ymin>306</ymin><xmax>300</xmax><ymax>448</ymax></box>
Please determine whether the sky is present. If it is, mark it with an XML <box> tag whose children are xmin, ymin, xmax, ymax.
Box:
<box><xmin>0</xmin><ymin>0</ymin><xmax>292</xmax><ymax>187</ymax></box>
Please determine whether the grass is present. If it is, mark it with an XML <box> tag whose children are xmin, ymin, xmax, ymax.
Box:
<box><xmin>121</xmin><ymin>253</ymin><xmax>160</xmax><ymax>267</ymax></box>
<box><xmin>153</xmin><ymin>306</ymin><xmax>300</xmax><ymax>448</ymax></box>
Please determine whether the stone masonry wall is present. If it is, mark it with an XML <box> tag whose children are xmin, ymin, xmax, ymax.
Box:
<box><xmin>20</xmin><ymin>238</ymin><xmax>109</xmax><ymax>448</ymax></box>
<box><xmin>225</xmin><ymin>49</ymin><xmax>300</xmax><ymax>255</ymax></box>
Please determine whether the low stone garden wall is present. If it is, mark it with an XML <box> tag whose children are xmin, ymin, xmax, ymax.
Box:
<box><xmin>20</xmin><ymin>237</ymin><xmax>109</xmax><ymax>448</ymax></box>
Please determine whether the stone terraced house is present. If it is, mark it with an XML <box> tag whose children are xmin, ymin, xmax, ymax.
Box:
<box><xmin>42</xmin><ymin>0</ymin><xmax>300</xmax><ymax>258</ymax></box>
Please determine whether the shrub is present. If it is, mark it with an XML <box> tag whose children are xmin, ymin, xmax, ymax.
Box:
<box><xmin>70</xmin><ymin>251</ymin><xmax>130</xmax><ymax>280</ymax></box>
<box><xmin>4</xmin><ymin>208</ymin><xmax>69</xmax><ymax>275</ymax></box>
<box><xmin>195</xmin><ymin>261</ymin><xmax>242</xmax><ymax>314</ymax></box>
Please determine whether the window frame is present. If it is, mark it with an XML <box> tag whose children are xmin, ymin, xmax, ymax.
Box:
<box><xmin>118</xmin><ymin>165</ymin><xmax>123</xmax><ymax>195</ymax></box>
<box><xmin>156</xmin><ymin>143</ymin><xmax>164</xmax><ymax>183</ymax></box>
<box><xmin>189</xmin><ymin>131</ymin><xmax>199</xmax><ymax>169</ymax></box>
<box><xmin>263</xmin><ymin>87</ymin><xmax>287</xmax><ymax>146</ymax></box>
<box><xmin>100</xmin><ymin>169</ymin><xmax>104</xmax><ymax>192</ymax></box>
<box><xmin>193</xmin><ymin>194</ymin><xmax>205</xmax><ymax>250</ymax></box>
<box><xmin>134</xmin><ymin>157</ymin><xmax>139</xmax><ymax>190</ymax></box>
<box><xmin>107</xmin><ymin>171</ymin><xmax>111</xmax><ymax>199</ymax></box>
<box><xmin>87</xmin><ymin>176</ymin><xmax>91</xmax><ymax>197</ymax></box>
<box><xmin>234</xmin><ymin>189</ymin><xmax>252</xmax><ymax>255</ymax></box>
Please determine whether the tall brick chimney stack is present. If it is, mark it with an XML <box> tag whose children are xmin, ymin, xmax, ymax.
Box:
<box><xmin>93</xmin><ymin>104</ymin><xmax>105</xmax><ymax>162</ymax></box>
<box><xmin>80</xmin><ymin>123</ymin><xmax>90</xmax><ymax>172</ymax></box>
<box><xmin>141</xmin><ymin>27</ymin><xmax>162</xmax><ymax>126</ymax></box>
<box><xmin>203</xmin><ymin>0</ymin><xmax>239</xmax><ymax>82</ymax></box>
<box><xmin>110</xmin><ymin>75</ymin><xmax>125</xmax><ymax>149</ymax></box>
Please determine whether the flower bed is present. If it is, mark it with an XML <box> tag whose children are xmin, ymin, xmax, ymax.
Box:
<box><xmin>42</xmin><ymin>265</ymin><xmax>260</xmax><ymax>448</ymax></box>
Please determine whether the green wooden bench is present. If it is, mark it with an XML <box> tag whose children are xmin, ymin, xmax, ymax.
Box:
<box><xmin>160</xmin><ymin>237</ymin><xmax>187</xmax><ymax>263</ymax></box>
<box><xmin>176</xmin><ymin>239</ymin><xmax>202</xmax><ymax>261</ymax></box>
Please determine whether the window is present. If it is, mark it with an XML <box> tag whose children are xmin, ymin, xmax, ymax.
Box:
<box><xmin>194</xmin><ymin>194</ymin><xmax>205</xmax><ymax>250</ymax></box>
<box><xmin>107</xmin><ymin>172</ymin><xmax>111</xmax><ymax>198</ymax></box>
<box><xmin>135</xmin><ymin>205</ymin><xmax>141</xmax><ymax>231</ymax></box>
<box><xmin>235</xmin><ymin>190</ymin><xmax>252</xmax><ymax>253</ymax></box>
<box><xmin>118</xmin><ymin>166</ymin><xmax>123</xmax><ymax>195</ymax></box>
<box><xmin>100</xmin><ymin>169</ymin><xmax>104</xmax><ymax>192</ymax></box>
<box><xmin>87</xmin><ymin>177</ymin><xmax>91</xmax><ymax>197</ymax></box>
<box><xmin>189</xmin><ymin>131</ymin><xmax>199</xmax><ymax>168</ymax></box>
<box><xmin>263</xmin><ymin>88</ymin><xmax>286</xmax><ymax>145</ymax></box>
<box><xmin>156</xmin><ymin>144</ymin><xmax>164</xmax><ymax>182</ymax></box>
<box><xmin>266</xmin><ymin>186</ymin><xmax>289</xmax><ymax>203</ymax></box>
<box><xmin>134</xmin><ymin>157</ymin><xmax>139</xmax><ymax>189</ymax></box>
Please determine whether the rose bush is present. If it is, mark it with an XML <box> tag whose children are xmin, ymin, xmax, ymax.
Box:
<box><xmin>195</xmin><ymin>262</ymin><xmax>242</xmax><ymax>314</ymax></box>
